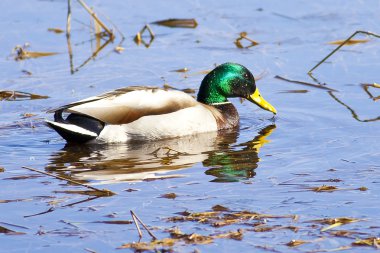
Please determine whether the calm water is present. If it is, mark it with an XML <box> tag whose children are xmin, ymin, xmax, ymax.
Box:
<box><xmin>0</xmin><ymin>0</ymin><xmax>379</xmax><ymax>252</ymax></box>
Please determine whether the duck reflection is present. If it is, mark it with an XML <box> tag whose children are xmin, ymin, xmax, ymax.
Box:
<box><xmin>46</xmin><ymin>124</ymin><xmax>276</xmax><ymax>184</ymax></box>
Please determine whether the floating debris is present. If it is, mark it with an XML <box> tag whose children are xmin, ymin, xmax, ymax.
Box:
<box><xmin>166</xmin><ymin>209</ymin><xmax>297</xmax><ymax>227</ymax></box>
<box><xmin>352</xmin><ymin>237</ymin><xmax>380</xmax><ymax>248</ymax></box>
<box><xmin>21</xmin><ymin>113</ymin><xmax>37</xmax><ymax>119</ymax></box>
<box><xmin>306</xmin><ymin>217</ymin><xmax>363</xmax><ymax>232</ymax></box>
<box><xmin>47</xmin><ymin>28</ymin><xmax>64</xmax><ymax>34</ymax></box>
<box><xmin>310</xmin><ymin>185</ymin><xmax>339</xmax><ymax>192</ymax></box>
<box><xmin>119</xmin><ymin>238</ymin><xmax>177</xmax><ymax>251</ymax></box>
<box><xmin>21</xmin><ymin>69</ymin><xmax>32</xmax><ymax>75</ymax></box>
<box><xmin>234</xmin><ymin>32</ymin><xmax>259</xmax><ymax>48</ymax></box>
<box><xmin>152</xmin><ymin>18</ymin><xmax>198</xmax><ymax>28</ymax></box>
<box><xmin>120</xmin><ymin>228</ymin><xmax>243</xmax><ymax>250</ymax></box>
<box><xmin>328</xmin><ymin>39</ymin><xmax>370</xmax><ymax>45</ymax></box>
<box><xmin>212</xmin><ymin>205</ymin><xmax>230</xmax><ymax>212</ymax></box>
<box><xmin>0</xmin><ymin>91</ymin><xmax>49</xmax><ymax>101</ymax></box>
<box><xmin>114</xmin><ymin>46</ymin><xmax>125</xmax><ymax>53</ymax></box>
<box><xmin>0</xmin><ymin>198</ymin><xmax>32</xmax><ymax>203</ymax></box>
<box><xmin>361</xmin><ymin>83</ymin><xmax>380</xmax><ymax>101</ymax></box>
<box><xmin>251</xmin><ymin>225</ymin><xmax>298</xmax><ymax>233</ymax></box>
<box><xmin>279</xmin><ymin>89</ymin><xmax>309</xmax><ymax>93</ymax></box>
<box><xmin>286</xmin><ymin>239</ymin><xmax>308</xmax><ymax>247</ymax></box>
<box><xmin>0</xmin><ymin>226</ymin><xmax>25</xmax><ymax>235</ymax></box>
<box><xmin>124</xmin><ymin>188</ymin><xmax>140</xmax><ymax>192</ymax></box>
<box><xmin>134</xmin><ymin>24</ymin><xmax>155</xmax><ymax>47</ymax></box>
<box><xmin>12</xmin><ymin>45</ymin><xmax>58</xmax><ymax>61</ymax></box>
<box><xmin>328</xmin><ymin>230</ymin><xmax>368</xmax><ymax>238</ymax></box>
<box><xmin>92</xmin><ymin>220</ymin><xmax>133</xmax><ymax>225</ymax></box>
<box><xmin>171</xmin><ymin>67</ymin><xmax>189</xmax><ymax>73</ymax></box>
<box><xmin>160</xmin><ymin>193</ymin><xmax>177</xmax><ymax>199</ymax></box>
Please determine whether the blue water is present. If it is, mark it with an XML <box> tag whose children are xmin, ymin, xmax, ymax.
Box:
<box><xmin>0</xmin><ymin>0</ymin><xmax>379</xmax><ymax>252</ymax></box>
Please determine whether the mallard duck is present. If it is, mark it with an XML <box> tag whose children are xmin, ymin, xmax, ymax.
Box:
<box><xmin>46</xmin><ymin>63</ymin><xmax>276</xmax><ymax>143</ymax></box>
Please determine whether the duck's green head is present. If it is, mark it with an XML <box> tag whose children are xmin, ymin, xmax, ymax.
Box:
<box><xmin>197</xmin><ymin>63</ymin><xmax>277</xmax><ymax>114</ymax></box>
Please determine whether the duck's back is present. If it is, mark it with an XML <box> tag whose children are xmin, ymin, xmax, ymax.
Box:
<box><xmin>46</xmin><ymin>87</ymin><xmax>221</xmax><ymax>143</ymax></box>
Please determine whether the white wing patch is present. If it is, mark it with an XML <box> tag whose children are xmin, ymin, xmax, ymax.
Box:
<box><xmin>46</xmin><ymin>120</ymin><xmax>98</xmax><ymax>137</ymax></box>
<box><xmin>67</xmin><ymin>89</ymin><xmax>198</xmax><ymax>124</ymax></box>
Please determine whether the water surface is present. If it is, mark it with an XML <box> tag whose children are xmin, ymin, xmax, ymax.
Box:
<box><xmin>0</xmin><ymin>0</ymin><xmax>379</xmax><ymax>252</ymax></box>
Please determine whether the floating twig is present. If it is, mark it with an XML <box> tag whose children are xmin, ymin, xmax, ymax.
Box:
<box><xmin>130</xmin><ymin>210</ymin><xmax>157</xmax><ymax>240</ymax></box>
<box><xmin>22</xmin><ymin>166</ymin><xmax>114</xmax><ymax>196</ymax></box>
<box><xmin>24</xmin><ymin>207</ymin><xmax>55</xmax><ymax>218</ymax></box>
<box><xmin>275</xmin><ymin>75</ymin><xmax>337</xmax><ymax>91</ymax></box>
<box><xmin>308</xmin><ymin>30</ymin><xmax>380</xmax><ymax>74</ymax></box>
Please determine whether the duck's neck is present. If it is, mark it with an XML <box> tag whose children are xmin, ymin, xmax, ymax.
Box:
<box><xmin>213</xmin><ymin>102</ymin><xmax>239</xmax><ymax>130</ymax></box>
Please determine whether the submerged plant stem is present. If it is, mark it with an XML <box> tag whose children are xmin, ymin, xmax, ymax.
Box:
<box><xmin>22</xmin><ymin>166</ymin><xmax>114</xmax><ymax>196</ymax></box>
<box><xmin>328</xmin><ymin>91</ymin><xmax>380</xmax><ymax>122</ymax></box>
<box><xmin>308</xmin><ymin>30</ymin><xmax>380</xmax><ymax>74</ymax></box>
<box><xmin>76</xmin><ymin>0</ymin><xmax>114</xmax><ymax>39</ymax></box>
<box><xmin>130</xmin><ymin>210</ymin><xmax>158</xmax><ymax>240</ymax></box>
<box><xmin>275</xmin><ymin>75</ymin><xmax>337</xmax><ymax>91</ymax></box>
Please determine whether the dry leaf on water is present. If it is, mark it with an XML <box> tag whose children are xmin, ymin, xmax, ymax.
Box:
<box><xmin>286</xmin><ymin>239</ymin><xmax>308</xmax><ymax>247</ymax></box>
<box><xmin>0</xmin><ymin>91</ymin><xmax>49</xmax><ymax>101</ymax></box>
<box><xmin>152</xmin><ymin>19</ymin><xmax>198</xmax><ymax>28</ymax></box>
<box><xmin>13</xmin><ymin>45</ymin><xmax>57</xmax><ymax>61</ymax></box>
<box><xmin>328</xmin><ymin>39</ymin><xmax>370</xmax><ymax>45</ymax></box>
<box><xmin>306</xmin><ymin>217</ymin><xmax>362</xmax><ymax>232</ymax></box>
<box><xmin>119</xmin><ymin>238</ymin><xmax>177</xmax><ymax>250</ymax></box>
<box><xmin>352</xmin><ymin>237</ymin><xmax>380</xmax><ymax>248</ymax></box>
<box><xmin>47</xmin><ymin>28</ymin><xmax>64</xmax><ymax>34</ymax></box>
<box><xmin>310</xmin><ymin>185</ymin><xmax>339</xmax><ymax>192</ymax></box>
<box><xmin>309</xmin><ymin>185</ymin><xmax>367</xmax><ymax>193</ymax></box>
<box><xmin>160</xmin><ymin>193</ymin><xmax>177</xmax><ymax>199</ymax></box>
<box><xmin>171</xmin><ymin>67</ymin><xmax>189</xmax><ymax>73</ymax></box>
<box><xmin>166</xmin><ymin>209</ymin><xmax>296</xmax><ymax>228</ymax></box>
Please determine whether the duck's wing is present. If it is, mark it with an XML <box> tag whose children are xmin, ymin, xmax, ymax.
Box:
<box><xmin>48</xmin><ymin>86</ymin><xmax>200</xmax><ymax>125</ymax></box>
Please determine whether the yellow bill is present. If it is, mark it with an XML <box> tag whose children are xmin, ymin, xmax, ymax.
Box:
<box><xmin>247</xmin><ymin>88</ymin><xmax>277</xmax><ymax>114</ymax></box>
